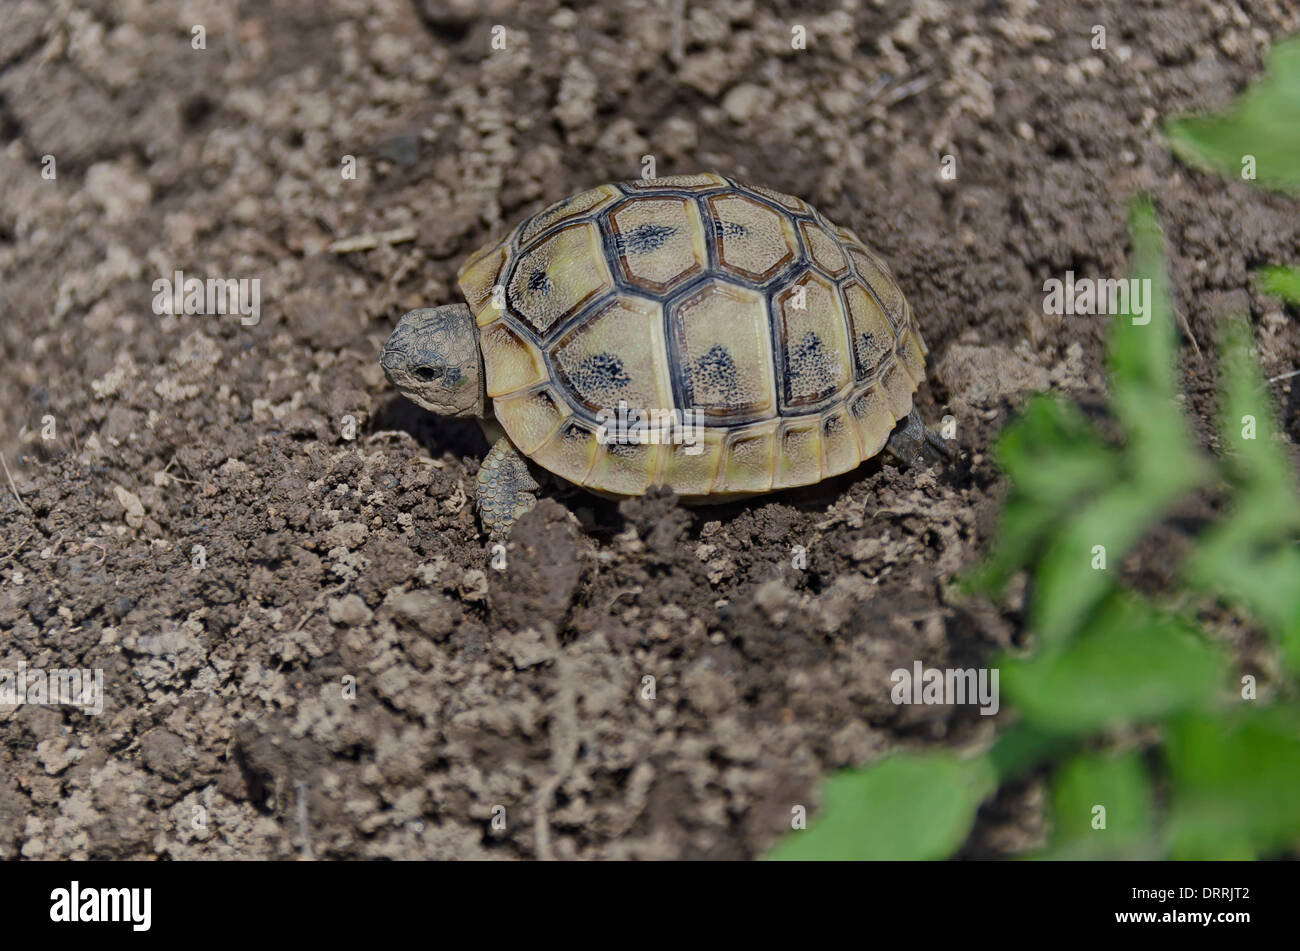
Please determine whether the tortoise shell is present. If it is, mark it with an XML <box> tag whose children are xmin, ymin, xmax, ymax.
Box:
<box><xmin>457</xmin><ymin>173</ymin><xmax>928</xmax><ymax>500</ymax></box>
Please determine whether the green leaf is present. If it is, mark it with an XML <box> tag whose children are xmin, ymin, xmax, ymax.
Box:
<box><xmin>1107</xmin><ymin>198</ymin><xmax>1202</xmax><ymax>485</ymax></box>
<box><xmin>987</xmin><ymin>723</ymin><xmax>1076</xmax><ymax>783</ymax></box>
<box><xmin>1216</xmin><ymin>318</ymin><xmax>1297</xmax><ymax>493</ymax></box>
<box><xmin>1165</xmin><ymin>706</ymin><xmax>1300</xmax><ymax>859</ymax></box>
<box><xmin>766</xmin><ymin>753</ymin><xmax>996</xmax><ymax>861</ymax></box>
<box><xmin>1000</xmin><ymin>594</ymin><xmax>1225</xmax><ymax>734</ymax></box>
<box><xmin>1165</xmin><ymin>35</ymin><xmax>1300</xmax><ymax>194</ymax></box>
<box><xmin>992</xmin><ymin>397</ymin><xmax>1119</xmax><ymax>504</ymax></box>
<box><xmin>1188</xmin><ymin>529</ymin><xmax>1300</xmax><ymax>675</ymax></box>
<box><xmin>1027</xmin><ymin>199</ymin><xmax>1203</xmax><ymax>644</ymax></box>
<box><xmin>965</xmin><ymin>200</ymin><xmax>1202</xmax><ymax>633</ymax></box>
<box><xmin>1258</xmin><ymin>265</ymin><xmax>1300</xmax><ymax>304</ymax></box>
<box><xmin>1108</xmin><ymin>198</ymin><xmax>1181</xmax><ymax>407</ymax></box>
<box><xmin>1029</xmin><ymin>488</ymin><xmax>1173</xmax><ymax>646</ymax></box>
<box><xmin>963</xmin><ymin>396</ymin><xmax>1119</xmax><ymax>594</ymax></box>
<box><xmin>1185</xmin><ymin>319</ymin><xmax>1300</xmax><ymax>672</ymax></box>
<box><xmin>1038</xmin><ymin>750</ymin><xmax>1158</xmax><ymax>859</ymax></box>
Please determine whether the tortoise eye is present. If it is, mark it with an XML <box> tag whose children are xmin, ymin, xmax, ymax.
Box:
<box><xmin>413</xmin><ymin>366</ymin><xmax>442</xmax><ymax>382</ymax></box>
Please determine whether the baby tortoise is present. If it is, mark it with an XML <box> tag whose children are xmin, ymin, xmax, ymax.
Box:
<box><xmin>382</xmin><ymin>173</ymin><xmax>949</xmax><ymax>536</ymax></box>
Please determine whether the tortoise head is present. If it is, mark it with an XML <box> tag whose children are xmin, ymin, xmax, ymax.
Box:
<box><xmin>381</xmin><ymin>304</ymin><xmax>485</xmax><ymax>418</ymax></box>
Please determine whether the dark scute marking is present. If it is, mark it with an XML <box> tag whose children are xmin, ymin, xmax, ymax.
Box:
<box><xmin>787</xmin><ymin>330</ymin><xmax>834</xmax><ymax>387</ymax></box>
<box><xmin>571</xmin><ymin>351</ymin><xmax>631</xmax><ymax>397</ymax></box>
<box><xmin>720</xmin><ymin>221</ymin><xmax>747</xmax><ymax>238</ymax></box>
<box><xmin>856</xmin><ymin>330</ymin><xmax>887</xmax><ymax>374</ymax></box>
<box><xmin>692</xmin><ymin>344</ymin><xmax>742</xmax><ymax>405</ymax></box>
<box><xmin>618</xmin><ymin>223</ymin><xmax>677</xmax><ymax>254</ymax></box>
<box><xmin>824</xmin><ymin>415</ymin><xmax>843</xmax><ymax>434</ymax></box>
<box><xmin>527</xmin><ymin>268</ymin><xmax>551</xmax><ymax>293</ymax></box>
<box><xmin>851</xmin><ymin>394</ymin><xmax>871</xmax><ymax>417</ymax></box>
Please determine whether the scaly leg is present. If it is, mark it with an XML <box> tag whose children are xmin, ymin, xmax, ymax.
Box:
<box><xmin>885</xmin><ymin>408</ymin><xmax>955</xmax><ymax>467</ymax></box>
<box><xmin>477</xmin><ymin>437</ymin><xmax>539</xmax><ymax>537</ymax></box>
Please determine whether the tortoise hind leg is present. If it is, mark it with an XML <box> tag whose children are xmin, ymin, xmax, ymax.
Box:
<box><xmin>477</xmin><ymin>437</ymin><xmax>540</xmax><ymax>537</ymax></box>
<box><xmin>884</xmin><ymin>409</ymin><xmax>955</xmax><ymax>467</ymax></box>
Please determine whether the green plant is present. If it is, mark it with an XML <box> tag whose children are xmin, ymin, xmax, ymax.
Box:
<box><xmin>1166</xmin><ymin>34</ymin><xmax>1300</xmax><ymax>319</ymax></box>
<box><xmin>1258</xmin><ymin>265</ymin><xmax>1300</xmax><ymax>305</ymax></box>
<box><xmin>769</xmin><ymin>34</ymin><xmax>1300</xmax><ymax>862</ymax></box>
<box><xmin>768</xmin><ymin>198</ymin><xmax>1300</xmax><ymax>861</ymax></box>
<box><xmin>1165</xmin><ymin>34</ymin><xmax>1300</xmax><ymax>195</ymax></box>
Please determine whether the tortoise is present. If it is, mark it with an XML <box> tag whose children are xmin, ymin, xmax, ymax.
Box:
<box><xmin>381</xmin><ymin>173</ymin><xmax>949</xmax><ymax>536</ymax></box>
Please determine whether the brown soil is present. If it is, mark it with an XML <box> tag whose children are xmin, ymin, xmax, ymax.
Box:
<box><xmin>1</xmin><ymin>0</ymin><xmax>1298</xmax><ymax>860</ymax></box>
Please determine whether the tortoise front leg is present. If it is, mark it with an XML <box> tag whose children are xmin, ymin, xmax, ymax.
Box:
<box><xmin>476</xmin><ymin>437</ymin><xmax>540</xmax><ymax>537</ymax></box>
<box><xmin>885</xmin><ymin>409</ymin><xmax>955</xmax><ymax>467</ymax></box>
